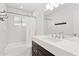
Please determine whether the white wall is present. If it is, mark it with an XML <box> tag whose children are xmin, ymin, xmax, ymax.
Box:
<box><xmin>0</xmin><ymin>22</ymin><xmax>7</xmax><ymax>55</ymax></box>
<box><xmin>44</xmin><ymin>3</ymin><xmax>79</xmax><ymax>35</ymax></box>
<box><xmin>0</xmin><ymin>3</ymin><xmax>7</xmax><ymax>11</ymax></box>
<box><xmin>73</xmin><ymin>11</ymin><xmax>79</xmax><ymax>36</ymax></box>
<box><xmin>0</xmin><ymin>4</ymin><xmax>7</xmax><ymax>55</ymax></box>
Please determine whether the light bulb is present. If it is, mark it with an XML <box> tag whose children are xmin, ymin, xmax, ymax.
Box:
<box><xmin>60</xmin><ymin>2</ymin><xmax>64</xmax><ymax>4</ymax></box>
<box><xmin>46</xmin><ymin>4</ymin><xmax>54</xmax><ymax>10</ymax></box>
<box><xmin>49</xmin><ymin>6</ymin><xmax>54</xmax><ymax>10</ymax></box>
<box><xmin>46</xmin><ymin>4</ymin><xmax>51</xmax><ymax>10</ymax></box>
<box><xmin>54</xmin><ymin>3</ymin><xmax>59</xmax><ymax>8</ymax></box>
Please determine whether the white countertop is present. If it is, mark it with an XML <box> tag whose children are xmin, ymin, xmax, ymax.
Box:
<box><xmin>32</xmin><ymin>35</ymin><xmax>79</xmax><ymax>56</ymax></box>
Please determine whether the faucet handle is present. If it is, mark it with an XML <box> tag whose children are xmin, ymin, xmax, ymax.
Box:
<box><xmin>59</xmin><ymin>32</ymin><xmax>64</xmax><ymax>39</ymax></box>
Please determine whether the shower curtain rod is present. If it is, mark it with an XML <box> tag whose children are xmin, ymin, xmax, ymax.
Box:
<box><xmin>7</xmin><ymin>11</ymin><xmax>36</xmax><ymax>18</ymax></box>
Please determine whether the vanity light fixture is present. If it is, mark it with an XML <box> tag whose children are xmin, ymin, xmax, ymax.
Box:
<box><xmin>54</xmin><ymin>3</ymin><xmax>59</xmax><ymax>8</ymax></box>
<box><xmin>55</xmin><ymin>22</ymin><xmax>67</xmax><ymax>25</ymax></box>
<box><xmin>46</xmin><ymin>0</ymin><xmax>64</xmax><ymax>10</ymax></box>
<box><xmin>46</xmin><ymin>4</ymin><xmax>54</xmax><ymax>10</ymax></box>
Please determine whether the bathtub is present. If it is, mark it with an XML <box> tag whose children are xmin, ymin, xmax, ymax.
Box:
<box><xmin>5</xmin><ymin>41</ymin><xmax>32</xmax><ymax>56</ymax></box>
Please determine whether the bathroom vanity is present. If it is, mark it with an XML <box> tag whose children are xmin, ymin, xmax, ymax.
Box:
<box><xmin>32</xmin><ymin>41</ymin><xmax>54</xmax><ymax>56</ymax></box>
<box><xmin>32</xmin><ymin>35</ymin><xmax>79</xmax><ymax>56</ymax></box>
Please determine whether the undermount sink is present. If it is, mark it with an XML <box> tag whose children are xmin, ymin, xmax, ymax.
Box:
<box><xmin>33</xmin><ymin>35</ymin><xmax>79</xmax><ymax>56</ymax></box>
<box><xmin>37</xmin><ymin>34</ymin><xmax>77</xmax><ymax>42</ymax></box>
<box><xmin>36</xmin><ymin>35</ymin><xmax>63</xmax><ymax>42</ymax></box>
<box><xmin>34</xmin><ymin>34</ymin><xmax>79</xmax><ymax>43</ymax></box>
<box><xmin>66</xmin><ymin>36</ymin><xmax>79</xmax><ymax>42</ymax></box>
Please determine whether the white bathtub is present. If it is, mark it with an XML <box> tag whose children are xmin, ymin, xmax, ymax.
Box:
<box><xmin>5</xmin><ymin>41</ymin><xmax>32</xmax><ymax>56</ymax></box>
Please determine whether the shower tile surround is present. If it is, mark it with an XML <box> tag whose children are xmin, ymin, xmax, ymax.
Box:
<box><xmin>0</xmin><ymin>3</ymin><xmax>36</xmax><ymax>56</ymax></box>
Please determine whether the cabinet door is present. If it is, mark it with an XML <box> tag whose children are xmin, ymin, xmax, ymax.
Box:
<box><xmin>32</xmin><ymin>41</ymin><xmax>54</xmax><ymax>56</ymax></box>
<box><xmin>32</xmin><ymin>41</ymin><xmax>38</xmax><ymax>56</ymax></box>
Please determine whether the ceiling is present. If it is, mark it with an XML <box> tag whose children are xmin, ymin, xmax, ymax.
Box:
<box><xmin>6</xmin><ymin>3</ymin><xmax>47</xmax><ymax>13</ymax></box>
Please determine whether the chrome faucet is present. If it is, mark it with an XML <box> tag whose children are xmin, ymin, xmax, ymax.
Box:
<box><xmin>51</xmin><ymin>32</ymin><xmax>64</xmax><ymax>39</ymax></box>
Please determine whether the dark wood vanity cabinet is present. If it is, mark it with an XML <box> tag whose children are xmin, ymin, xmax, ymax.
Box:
<box><xmin>32</xmin><ymin>41</ymin><xmax>55</xmax><ymax>56</ymax></box>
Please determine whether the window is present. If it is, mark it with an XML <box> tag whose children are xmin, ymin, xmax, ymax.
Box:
<box><xmin>14</xmin><ymin>15</ymin><xmax>22</xmax><ymax>26</ymax></box>
<box><xmin>21</xmin><ymin>16</ymin><xmax>27</xmax><ymax>26</ymax></box>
